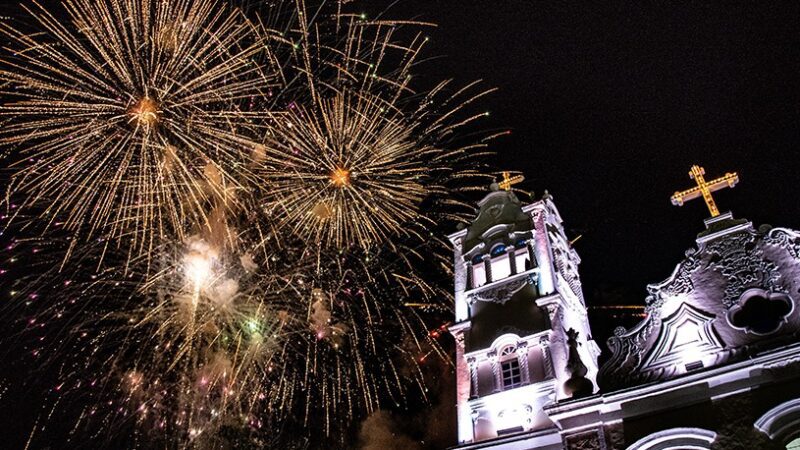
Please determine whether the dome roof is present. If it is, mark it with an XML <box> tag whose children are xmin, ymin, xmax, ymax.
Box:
<box><xmin>463</xmin><ymin>185</ymin><xmax>533</xmax><ymax>254</ymax></box>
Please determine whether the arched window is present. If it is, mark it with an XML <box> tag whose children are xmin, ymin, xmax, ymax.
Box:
<box><xmin>625</xmin><ymin>427</ymin><xmax>716</xmax><ymax>450</ymax></box>
<box><xmin>755</xmin><ymin>398</ymin><xmax>800</xmax><ymax>447</ymax></box>
<box><xmin>499</xmin><ymin>345</ymin><xmax>521</xmax><ymax>389</ymax></box>
<box><xmin>491</xmin><ymin>244</ymin><xmax>507</xmax><ymax>257</ymax></box>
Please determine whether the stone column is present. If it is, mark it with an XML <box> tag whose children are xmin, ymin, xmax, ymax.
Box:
<box><xmin>465</xmin><ymin>261</ymin><xmax>473</xmax><ymax>290</ymax></box>
<box><xmin>467</xmin><ymin>357</ymin><xmax>479</xmax><ymax>399</ymax></box>
<box><xmin>507</xmin><ymin>247</ymin><xmax>517</xmax><ymax>275</ymax></box>
<box><xmin>487</xmin><ymin>350</ymin><xmax>502</xmax><ymax>392</ymax></box>
<box><xmin>527</xmin><ymin>240</ymin><xmax>538</xmax><ymax>269</ymax></box>
<box><xmin>516</xmin><ymin>342</ymin><xmax>530</xmax><ymax>385</ymax></box>
<box><xmin>482</xmin><ymin>254</ymin><xmax>493</xmax><ymax>284</ymax></box>
<box><xmin>539</xmin><ymin>335</ymin><xmax>554</xmax><ymax>379</ymax></box>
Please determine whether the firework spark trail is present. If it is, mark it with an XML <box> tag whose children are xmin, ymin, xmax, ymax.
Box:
<box><xmin>2</xmin><ymin>215</ymin><xmax>293</xmax><ymax>444</ymax></box>
<box><xmin>249</xmin><ymin>242</ymin><xmax>437</xmax><ymax>438</ymax></box>
<box><xmin>260</xmin><ymin>91</ymin><xmax>430</xmax><ymax>249</ymax></box>
<box><xmin>0</xmin><ymin>0</ymin><xmax>500</xmax><ymax>447</ymax></box>
<box><xmin>0</xmin><ymin>0</ymin><xmax>274</xmax><ymax>257</ymax></box>
<box><xmin>241</xmin><ymin>3</ymin><xmax>499</xmax><ymax>435</ymax></box>
<box><xmin>256</xmin><ymin>0</ymin><xmax>498</xmax><ymax>252</ymax></box>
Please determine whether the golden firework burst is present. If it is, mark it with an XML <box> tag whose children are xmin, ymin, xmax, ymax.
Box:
<box><xmin>0</xmin><ymin>1</ymin><xmax>498</xmax><ymax>446</ymax></box>
<box><xmin>260</xmin><ymin>91</ymin><xmax>429</xmax><ymax>249</ymax></box>
<box><xmin>0</xmin><ymin>0</ymin><xmax>274</xmax><ymax>254</ymax></box>
<box><xmin>253</xmin><ymin>2</ymin><xmax>496</xmax><ymax>251</ymax></box>
<box><xmin>129</xmin><ymin>97</ymin><xmax>161</xmax><ymax>128</ymax></box>
<box><xmin>330</xmin><ymin>167</ymin><xmax>352</xmax><ymax>187</ymax></box>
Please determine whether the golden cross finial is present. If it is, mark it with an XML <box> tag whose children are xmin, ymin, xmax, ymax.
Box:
<box><xmin>671</xmin><ymin>165</ymin><xmax>739</xmax><ymax>217</ymax></box>
<box><xmin>498</xmin><ymin>171</ymin><xmax>524</xmax><ymax>191</ymax></box>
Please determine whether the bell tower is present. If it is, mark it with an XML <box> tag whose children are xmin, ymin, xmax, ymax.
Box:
<box><xmin>448</xmin><ymin>180</ymin><xmax>600</xmax><ymax>446</ymax></box>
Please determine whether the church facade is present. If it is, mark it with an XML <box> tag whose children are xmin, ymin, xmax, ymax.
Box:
<box><xmin>448</xmin><ymin>171</ymin><xmax>800</xmax><ymax>450</ymax></box>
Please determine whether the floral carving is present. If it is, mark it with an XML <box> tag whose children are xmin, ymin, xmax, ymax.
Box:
<box><xmin>765</xmin><ymin>228</ymin><xmax>800</xmax><ymax>260</ymax></box>
<box><xmin>706</xmin><ymin>232</ymin><xmax>781</xmax><ymax>308</ymax></box>
<box><xmin>666</xmin><ymin>255</ymin><xmax>702</xmax><ymax>296</ymax></box>
<box><xmin>600</xmin><ymin>224</ymin><xmax>794</xmax><ymax>390</ymax></box>
<box><xmin>467</xmin><ymin>276</ymin><xmax>530</xmax><ymax>305</ymax></box>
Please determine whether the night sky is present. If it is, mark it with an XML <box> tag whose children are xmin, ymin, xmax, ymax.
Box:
<box><xmin>388</xmin><ymin>0</ymin><xmax>800</xmax><ymax>300</ymax></box>
<box><xmin>365</xmin><ymin>1</ymin><xmax>800</xmax><ymax>446</ymax></box>
<box><xmin>3</xmin><ymin>1</ymin><xmax>800</xmax><ymax>448</ymax></box>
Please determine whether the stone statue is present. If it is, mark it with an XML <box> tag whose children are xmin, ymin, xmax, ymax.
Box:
<box><xmin>563</xmin><ymin>328</ymin><xmax>593</xmax><ymax>399</ymax></box>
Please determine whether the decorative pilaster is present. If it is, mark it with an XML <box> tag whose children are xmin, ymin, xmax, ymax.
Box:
<box><xmin>539</xmin><ymin>335</ymin><xmax>554</xmax><ymax>379</ymax></box>
<box><xmin>482</xmin><ymin>254</ymin><xmax>492</xmax><ymax>284</ymax></box>
<box><xmin>452</xmin><ymin>329</ymin><xmax>474</xmax><ymax>443</ymax></box>
<box><xmin>452</xmin><ymin>236</ymin><xmax>469</xmax><ymax>322</ymax></box>
<box><xmin>508</xmin><ymin>247</ymin><xmax>518</xmax><ymax>275</ymax></box>
<box><xmin>465</xmin><ymin>261</ymin><xmax>473</xmax><ymax>290</ymax></box>
<box><xmin>467</xmin><ymin>357</ymin><xmax>479</xmax><ymax>399</ymax></box>
<box><xmin>516</xmin><ymin>342</ymin><xmax>530</xmax><ymax>384</ymax></box>
<box><xmin>487</xmin><ymin>350</ymin><xmax>502</xmax><ymax>392</ymax></box>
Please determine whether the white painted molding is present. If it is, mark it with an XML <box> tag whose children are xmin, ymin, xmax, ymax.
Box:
<box><xmin>641</xmin><ymin>302</ymin><xmax>722</xmax><ymax>371</ymax></box>
<box><xmin>754</xmin><ymin>397</ymin><xmax>800</xmax><ymax>441</ymax></box>
<box><xmin>489</xmin><ymin>333</ymin><xmax>522</xmax><ymax>353</ymax></box>
<box><xmin>625</xmin><ymin>427</ymin><xmax>716</xmax><ymax>450</ymax></box>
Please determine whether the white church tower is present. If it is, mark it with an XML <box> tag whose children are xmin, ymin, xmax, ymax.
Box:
<box><xmin>448</xmin><ymin>176</ymin><xmax>600</xmax><ymax>447</ymax></box>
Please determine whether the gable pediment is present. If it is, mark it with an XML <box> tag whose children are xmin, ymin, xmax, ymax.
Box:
<box><xmin>642</xmin><ymin>303</ymin><xmax>724</xmax><ymax>371</ymax></box>
<box><xmin>600</xmin><ymin>223</ymin><xmax>800</xmax><ymax>391</ymax></box>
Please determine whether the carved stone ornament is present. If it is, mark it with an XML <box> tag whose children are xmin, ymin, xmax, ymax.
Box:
<box><xmin>664</xmin><ymin>254</ymin><xmax>702</xmax><ymax>297</ymax></box>
<box><xmin>453</xmin><ymin>236</ymin><xmax>463</xmax><ymax>252</ymax></box>
<box><xmin>706</xmin><ymin>231</ymin><xmax>781</xmax><ymax>308</ymax></box>
<box><xmin>765</xmin><ymin>228</ymin><xmax>800</xmax><ymax>259</ymax></box>
<box><xmin>599</xmin><ymin>223</ymin><xmax>800</xmax><ymax>390</ymax></box>
<box><xmin>530</xmin><ymin>208</ymin><xmax>543</xmax><ymax>224</ymax></box>
<box><xmin>641</xmin><ymin>303</ymin><xmax>723</xmax><ymax>370</ymax></box>
<box><xmin>563</xmin><ymin>428</ymin><xmax>607</xmax><ymax>450</ymax></box>
<box><xmin>467</xmin><ymin>276</ymin><xmax>530</xmax><ymax>305</ymax></box>
<box><xmin>454</xmin><ymin>332</ymin><xmax>466</xmax><ymax>348</ymax></box>
<box><xmin>599</xmin><ymin>223</ymin><xmax>784</xmax><ymax>389</ymax></box>
<box><xmin>563</xmin><ymin>328</ymin><xmax>593</xmax><ymax>398</ymax></box>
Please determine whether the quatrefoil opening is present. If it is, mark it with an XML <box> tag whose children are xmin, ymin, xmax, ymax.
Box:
<box><xmin>728</xmin><ymin>289</ymin><xmax>793</xmax><ymax>335</ymax></box>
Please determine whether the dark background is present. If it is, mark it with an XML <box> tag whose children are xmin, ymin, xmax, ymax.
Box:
<box><xmin>3</xmin><ymin>1</ymin><xmax>800</xmax><ymax>448</ymax></box>
<box><xmin>363</xmin><ymin>1</ymin><xmax>800</xmax><ymax>447</ymax></box>
<box><xmin>381</xmin><ymin>0</ymin><xmax>800</xmax><ymax>298</ymax></box>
